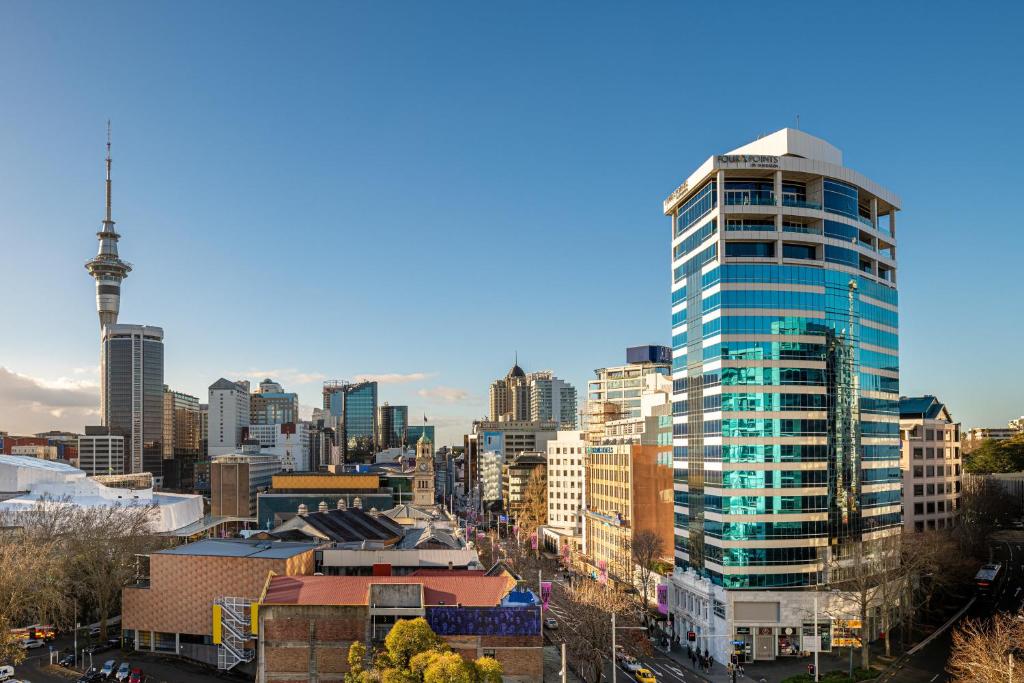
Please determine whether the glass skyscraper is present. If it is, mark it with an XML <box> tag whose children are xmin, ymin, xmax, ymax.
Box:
<box><xmin>103</xmin><ymin>324</ymin><xmax>164</xmax><ymax>477</ymax></box>
<box><xmin>664</xmin><ymin>129</ymin><xmax>901</xmax><ymax>663</ymax></box>
<box><xmin>377</xmin><ymin>403</ymin><xmax>409</xmax><ymax>449</ymax></box>
<box><xmin>322</xmin><ymin>380</ymin><xmax>378</xmax><ymax>462</ymax></box>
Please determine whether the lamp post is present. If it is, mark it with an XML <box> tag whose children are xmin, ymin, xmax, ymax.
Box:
<box><xmin>813</xmin><ymin>593</ymin><xmax>819</xmax><ymax>683</ymax></box>
<box><xmin>610</xmin><ymin>612</ymin><xmax>648</xmax><ymax>683</ymax></box>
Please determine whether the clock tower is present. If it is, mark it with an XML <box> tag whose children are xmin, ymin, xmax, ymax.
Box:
<box><xmin>413</xmin><ymin>432</ymin><xmax>435</xmax><ymax>506</ymax></box>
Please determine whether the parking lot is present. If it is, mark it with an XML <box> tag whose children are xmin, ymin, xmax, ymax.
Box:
<box><xmin>11</xmin><ymin>643</ymin><xmax>241</xmax><ymax>683</ymax></box>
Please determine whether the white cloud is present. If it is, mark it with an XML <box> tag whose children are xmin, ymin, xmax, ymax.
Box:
<box><xmin>0</xmin><ymin>367</ymin><xmax>100</xmax><ymax>434</ymax></box>
<box><xmin>354</xmin><ymin>372</ymin><xmax>435</xmax><ymax>385</ymax></box>
<box><xmin>417</xmin><ymin>386</ymin><xmax>470</xmax><ymax>403</ymax></box>
<box><xmin>231</xmin><ymin>368</ymin><xmax>327</xmax><ymax>387</ymax></box>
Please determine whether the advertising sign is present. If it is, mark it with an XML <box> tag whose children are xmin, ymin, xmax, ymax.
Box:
<box><xmin>530</xmin><ymin>532</ymin><xmax>538</xmax><ymax>550</ymax></box>
<box><xmin>482</xmin><ymin>431</ymin><xmax>504</xmax><ymax>455</ymax></box>
<box><xmin>657</xmin><ymin>584</ymin><xmax>669</xmax><ymax>615</ymax></box>
<box><xmin>541</xmin><ymin>581</ymin><xmax>552</xmax><ymax>608</ymax></box>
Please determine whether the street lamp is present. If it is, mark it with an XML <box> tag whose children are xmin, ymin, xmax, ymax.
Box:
<box><xmin>610</xmin><ymin>611</ymin><xmax>647</xmax><ymax>683</ymax></box>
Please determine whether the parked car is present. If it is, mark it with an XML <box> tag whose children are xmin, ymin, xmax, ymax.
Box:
<box><xmin>76</xmin><ymin>667</ymin><xmax>100</xmax><ymax>683</ymax></box>
<box><xmin>99</xmin><ymin>660</ymin><xmax>116</xmax><ymax>678</ymax></box>
<box><xmin>58</xmin><ymin>652</ymin><xmax>76</xmax><ymax>667</ymax></box>
<box><xmin>127</xmin><ymin>668</ymin><xmax>143</xmax><ymax>683</ymax></box>
<box><xmin>0</xmin><ymin>664</ymin><xmax>14</xmax><ymax>681</ymax></box>
<box><xmin>115</xmin><ymin>662</ymin><xmax>131</xmax><ymax>681</ymax></box>
<box><xmin>634</xmin><ymin>668</ymin><xmax>657</xmax><ymax>683</ymax></box>
<box><xmin>18</xmin><ymin>639</ymin><xmax>44</xmax><ymax>650</ymax></box>
<box><xmin>83</xmin><ymin>641</ymin><xmax>112</xmax><ymax>655</ymax></box>
<box><xmin>544</xmin><ymin>617</ymin><xmax>558</xmax><ymax>630</ymax></box>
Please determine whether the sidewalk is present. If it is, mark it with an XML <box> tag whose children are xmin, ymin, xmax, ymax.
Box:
<box><xmin>661</xmin><ymin>642</ymin><xmax>883</xmax><ymax>683</ymax></box>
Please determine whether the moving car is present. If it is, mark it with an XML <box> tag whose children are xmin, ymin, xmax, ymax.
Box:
<box><xmin>99</xmin><ymin>660</ymin><xmax>116</xmax><ymax>678</ymax></box>
<box><xmin>620</xmin><ymin>654</ymin><xmax>641</xmax><ymax>671</ymax></box>
<box><xmin>127</xmin><ymin>669</ymin><xmax>143</xmax><ymax>683</ymax></box>
<box><xmin>115</xmin><ymin>662</ymin><xmax>131</xmax><ymax>681</ymax></box>
<box><xmin>634</xmin><ymin>669</ymin><xmax>657</xmax><ymax>683</ymax></box>
<box><xmin>18</xmin><ymin>639</ymin><xmax>44</xmax><ymax>650</ymax></box>
<box><xmin>544</xmin><ymin>617</ymin><xmax>558</xmax><ymax>630</ymax></box>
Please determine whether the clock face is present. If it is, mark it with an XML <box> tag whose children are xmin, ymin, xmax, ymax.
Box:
<box><xmin>419</xmin><ymin>463</ymin><xmax>428</xmax><ymax>472</ymax></box>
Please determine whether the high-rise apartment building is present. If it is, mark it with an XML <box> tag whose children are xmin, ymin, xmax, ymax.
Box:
<box><xmin>250</xmin><ymin>378</ymin><xmax>300</xmax><ymax>425</ymax></box>
<box><xmin>545</xmin><ymin>430</ymin><xmax>586</xmax><ymax>541</ymax></box>
<box><xmin>162</xmin><ymin>387</ymin><xmax>201</xmax><ymax>490</ymax></box>
<box><xmin>208</xmin><ymin>378</ymin><xmax>251</xmax><ymax>456</ymax></box>
<box><xmin>377</xmin><ymin>403</ymin><xmax>409</xmax><ymax>450</ymax></box>
<box><xmin>489</xmin><ymin>363</ymin><xmax>529</xmax><ymax>421</ymax></box>
<box><xmin>899</xmin><ymin>396</ymin><xmax>961</xmax><ymax>533</ymax></box>
<box><xmin>664</xmin><ymin>129</ymin><xmax>901</xmax><ymax>662</ymax></box>
<box><xmin>102</xmin><ymin>324</ymin><xmax>164</xmax><ymax>476</ymax></box>
<box><xmin>529</xmin><ymin>373</ymin><xmax>578</xmax><ymax>428</ymax></box>
<box><xmin>322</xmin><ymin>380</ymin><xmax>378</xmax><ymax>462</ymax></box>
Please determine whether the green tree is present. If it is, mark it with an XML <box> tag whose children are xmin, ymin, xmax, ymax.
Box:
<box><xmin>345</xmin><ymin>641</ymin><xmax>368</xmax><ymax>683</ymax></box>
<box><xmin>422</xmin><ymin>651</ymin><xmax>474</xmax><ymax>683</ymax></box>
<box><xmin>383</xmin><ymin>618</ymin><xmax>443</xmax><ymax>670</ymax></box>
<box><xmin>964</xmin><ymin>435</ymin><xmax>1024</xmax><ymax>474</ymax></box>
<box><xmin>473</xmin><ymin>656</ymin><xmax>503</xmax><ymax>683</ymax></box>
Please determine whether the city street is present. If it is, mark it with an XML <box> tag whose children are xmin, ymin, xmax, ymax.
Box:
<box><xmin>880</xmin><ymin>536</ymin><xmax>1024</xmax><ymax>683</ymax></box>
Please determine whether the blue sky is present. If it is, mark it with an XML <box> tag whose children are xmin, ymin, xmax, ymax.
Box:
<box><xmin>1</xmin><ymin>1</ymin><xmax>1022</xmax><ymax>445</ymax></box>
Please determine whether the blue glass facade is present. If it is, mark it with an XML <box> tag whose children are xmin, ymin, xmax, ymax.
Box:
<box><xmin>669</xmin><ymin>165</ymin><xmax>900</xmax><ymax>591</ymax></box>
<box><xmin>323</xmin><ymin>381</ymin><xmax>378</xmax><ymax>463</ymax></box>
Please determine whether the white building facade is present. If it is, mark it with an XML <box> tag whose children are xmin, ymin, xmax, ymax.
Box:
<box><xmin>545</xmin><ymin>430</ymin><xmax>586</xmax><ymax>535</ymax></box>
<box><xmin>247</xmin><ymin>422</ymin><xmax>312</xmax><ymax>472</ymax></box>
<box><xmin>208</xmin><ymin>378</ymin><xmax>251</xmax><ymax>456</ymax></box>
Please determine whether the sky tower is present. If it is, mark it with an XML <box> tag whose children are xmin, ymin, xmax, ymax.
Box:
<box><xmin>85</xmin><ymin>122</ymin><xmax>132</xmax><ymax>331</ymax></box>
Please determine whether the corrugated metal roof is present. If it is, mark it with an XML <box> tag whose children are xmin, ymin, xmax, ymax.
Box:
<box><xmin>159</xmin><ymin>538</ymin><xmax>315</xmax><ymax>559</ymax></box>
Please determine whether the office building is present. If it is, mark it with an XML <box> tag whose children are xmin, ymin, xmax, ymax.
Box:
<box><xmin>528</xmin><ymin>372</ymin><xmax>578</xmax><ymax>428</ymax></box>
<box><xmin>405</xmin><ymin>423</ymin><xmax>435</xmax><ymax>449</ymax></box>
<box><xmin>900</xmin><ymin>396</ymin><xmax>961</xmax><ymax>532</ymax></box>
<box><xmin>199</xmin><ymin>404</ymin><xmax>209</xmax><ymax>458</ymax></box>
<box><xmin>250</xmin><ymin>378</ymin><xmax>300</xmax><ymax>425</ymax></box>
<box><xmin>210</xmin><ymin>453</ymin><xmax>282</xmax><ymax>518</ymax></box>
<box><xmin>545</xmin><ymin>430</ymin><xmax>586</xmax><ymax>538</ymax></box>
<box><xmin>582</xmin><ymin>388</ymin><xmax>673</xmax><ymax>585</ymax></box>
<box><xmin>208</xmin><ymin>379</ymin><xmax>251</xmax><ymax>456</ymax></box>
<box><xmin>503</xmin><ymin>452</ymin><xmax>546</xmax><ymax>522</ymax></box>
<box><xmin>246</xmin><ymin>422</ymin><xmax>311</xmax><ymax>472</ymax></box>
<box><xmin>78</xmin><ymin>426</ymin><xmax>126</xmax><ymax>476</ymax></box>
<box><xmin>85</xmin><ymin>126</ymin><xmax>132</xmax><ymax>333</ymax></box>
<box><xmin>102</xmin><ymin>324</ymin><xmax>164</xmax><ymax>477</ymax></box>
<box><xmin>664</xmin><ymin>128</ymin><xmax>901</xmax><ymax>662</ymax></box>
<box><xmin>377</xmin><ymin>402</ymin><xmax>408</xmax><ymax>450</ymax></box>
<box><xmin>162</xmin><ymin>387</ymin><xmax>201</xmax><ymax>490</ymax></box>
<box><xmin>964</xmin><ymin>425</ymin><xmax>1019</xmax><ymax>452</ymax></box>
<box><xmin>323</xmin><ymin>380</ymin><xmax>378</xmax><ymax>462</ymax></box>
<box><xmin>587</xmin><ymin>346</ymin><xmax>671</xmax><ymax>421</ymax></box>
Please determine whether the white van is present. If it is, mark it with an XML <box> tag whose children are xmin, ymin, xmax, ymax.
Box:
<box><xmin>0</xmin><ymin>664</ymin><xmax>14</xmax><ymax>681</ymax></box>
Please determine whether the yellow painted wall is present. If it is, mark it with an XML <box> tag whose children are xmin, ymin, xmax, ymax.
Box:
<box><xmin>271</xmin><ymin>473</ymin><xmax>379</xmax><ymax>491</ymax></box>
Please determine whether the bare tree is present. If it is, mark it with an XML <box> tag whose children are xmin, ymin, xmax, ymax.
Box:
<box><xmin>956</xmin><ymin>477</ymin><xmax>1016</xmax><ymax>560</ymax></box>
<box><xmin>515</xmin><ymin>467</ymin><xmax>547</xmax><ymax>547</ymax></box>
<box><xmin>630</xmin><ymin>529</ymin><xmax>665</xmax><ymax>620</ymax></box>
<box><xmin>0</xmin><ymin>528</ymin><xmax>67</xmax><ymax>665</ymax></box>
<box><xmin>948</xmin><ymin>611</ymin><xmax>1024</xmax><ymax>682</ymax></box>
<box><xmin>557</xmin><ymin>581</ymin><xmax>637</xmax><ymax>683</ymax></box>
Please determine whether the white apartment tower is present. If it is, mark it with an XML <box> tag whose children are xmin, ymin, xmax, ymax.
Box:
<box><xmin>208</xmin><ymin>378</ymin><xmax>251</xmax><ymax>456</ymax></box>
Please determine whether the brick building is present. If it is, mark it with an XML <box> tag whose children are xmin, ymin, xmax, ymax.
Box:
<box><xmin>122</xmin><ymin>539</ymin><xmax>316</xmax><ymax>669</ymax></box>
<box><xmin>257</xmin><ymin>573</ymin><xmax>543</xmax><ymax>683</ymax></box>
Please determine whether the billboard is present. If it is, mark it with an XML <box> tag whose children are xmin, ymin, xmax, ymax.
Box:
<box><xmin>482</xmin><ymin>431</ymin><xmax>504</xmax><ymax>455</ymax></box>
<box><xmin>427</xmin><ymin>606</ymin><xmax>540</xmax><ymax>636</ymax></box>
<box><xmin>657</xmin><ymin>584</ymin><xmax>669</xmax><ymax>615</ymax></box>
<box><xmin>626</xmin><ymin>345</ymin><xmax>672</xmax><ymax>365</ymax></box>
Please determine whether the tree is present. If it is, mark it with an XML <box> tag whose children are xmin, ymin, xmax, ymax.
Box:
<box><xmin>383</xmin><ymin>618</ymin><xmax>443</xmax><ymax>671</ymax></box>
<box><xmin>345</xmin><ymin>641</ymin><xmax>369</xmax><ymax>683</ymax></box>
<box><xmin>516</xmin><ymin>467</ymin><xmax>547</xmax><ymax>545</ymax></box>
<box><xmin>948</xmin><ymin>611</ymin><xmax>1024</xmax><ymax>682</ymax></box>
<box><xmin>473</xmin><ymin>656</ymin><xmax>503</xmax><ymax>683</ymax></box>
<box><xmin>956</xmin><ymin>476</ymin><xmax>1017</xmax><ymax>559</ymax></box>
<box><xmin>556</xmin><ymin>580</ymin><xmax>637</xmax><ymax>683</ymax></box>
<box><xmin>630</xmin><ymin>529</ymin><xmax>666</xmax><ymax>619</ymax></box>
<box><xmin>420</xmin><ymin>651</ymin><xmax>475</xmax><ymax>683</ymax></box>
<box><xmin>964</xmin><ymin>435</ymin><xmax>1024</xmax><ymax>474</ymax></box>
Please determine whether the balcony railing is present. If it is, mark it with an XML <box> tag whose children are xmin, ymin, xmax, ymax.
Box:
<box><xmin>782</xmin><ymin>197</ymin><xmax>822</xmax><ymax>210</ymax></box>
<box><xmin>782</xmin><ymin>225</ymin><xmax>822</xmax><ymax>235</ymax></box>
<box><xmin>724</xmin><ymin>192</ymin><xmax>776</xmax><ymax>206</ymax></box>
<box><xmin>726</xmin><ymin>222</ymin><xmax>776</xmax><ymax>232</ymax></box>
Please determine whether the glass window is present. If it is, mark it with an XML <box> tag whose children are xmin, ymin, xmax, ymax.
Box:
<box><xmin>823</xmin><ymin>179</ymin><xmax>859</xmax><ymax>219</ymax></box>
<box><xmin>782</xmin><ymin>243</ymin><xmax>816</xmax><ymax>260</ymax></box>
<box><xmin>913</xmin><ymin>448</ymin><xmax>923</xmax><ymax>459</ymax></box>
<box><xmin>726</xmin><ymin>242</ymin><xmax>775</xmax><ymax>258</ymax></box>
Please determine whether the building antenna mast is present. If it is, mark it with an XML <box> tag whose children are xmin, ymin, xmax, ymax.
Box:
<box><xmin>796</xmin><ymin>114</ymin><xmax>801</xmax><ymax>130</ymax></box>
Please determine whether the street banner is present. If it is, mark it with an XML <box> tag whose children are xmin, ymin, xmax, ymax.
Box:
<box><xmin>499</xmin><ymin>514</ymin><xmax>508</xmax><ymax>523</ymax></box>
<box><xmin>541</xmin><ymin>581</ymin><xmax>552</xmax><ymax>608</ymax></box>
<box><xmin>657</xmin><ymin>584</ymin><xmax>669</xmax><ymax>614</ymax></box>
<box><xmin>530</xmin><ymin>532</ymin><xmax>538</xmax><ymax>550</ymax></box>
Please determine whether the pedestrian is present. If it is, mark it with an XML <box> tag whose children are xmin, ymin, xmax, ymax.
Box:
<box><xmin>707</xmin><ymin>656</ymin><xmax>714</xmax><ymax>672</ymax></box>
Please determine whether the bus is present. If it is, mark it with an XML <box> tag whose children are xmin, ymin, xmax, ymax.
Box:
<box><xmin>9</xmin><ymin>624</ymin><xmax>57</xmax><ymax>641</ymax></box>
<box><xmin>975</xmin><ymin>564</ymin><xmax>1004</xmax><ymax>597</ymax></box>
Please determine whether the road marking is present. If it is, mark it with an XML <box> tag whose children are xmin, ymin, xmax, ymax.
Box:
<box><xmin>1015</xmin><ymin>587</ymin><xmax>1021</xmax><ymax>598</ymax></box>
<box><xmin>645</xmin><ymin>662</ymin><xmax>665</xmax><ymax>675</ymax></box>
<box><xmin>907</xmin><ymin>596</ymin><xmax>976</xmax><ymax>655</ymax></box>
<box><xmin>929</xmin><ymin>674</ymin><xmax>939</xmax><ymax>682</ymax></box>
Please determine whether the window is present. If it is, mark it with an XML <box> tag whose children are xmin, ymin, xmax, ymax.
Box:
<box><xmin>915</xmin><ymin>521</ymin><xmax>924</xmax><ymax>532</ymax></box>
<box><xmin>726</xmin><ymin>242</ymin><xmax>775</xmax><ymax>258</ymax></box>
<box><xmin>913</xmin><ymin>484</ymin><xmax>923</xmax><ymax>497</ymax></box>
<box><xmin>926</xmin><ymin>484</ymin><xmax>936</xmax><ymax>495</ymax></box>
<box><xmin>913</xmin><ymin>448</ymin><xmax>923</xmax><ymax>459</ymax></box>
<box><xmin>913</xmin><ymin>466</ymin><xmax>923</xmax><ymax>477</ymax></box>
<box><xmin>926</xmin><ymin>429</ymin><xmax>935</xmax><ymax>441</ymax></box>
<box><xmin>926</xmin><ymin>448</ymin><xmax>935</xmax><ymax>459</ymax></box>
<box><xmin>913</xmin><ymin>503</ymin><xmax>923</xmax><ymax>515</ymax></box>
<box><xmin>926</xmin><ymin>502</ymin><xmax>935</xmax><ymax>514</ymax></box>
<box><xmin>937</xmin><ymin>501</ymin><xmax>945</xmax><ymax>513</ymax></box>
<box><xmin>783</xmin><ymin>243</ymin><xmax>817</xmax><ymax>260</ymax></box>
<box><xmin>926</xmin><ymin>466</ymin><xmax>934</xmax><ymax>477</ymax></box>
<box><xmin>823</xmin><ymin>179</ymin><xmax>859</xmax><ymax>219</ymax></box>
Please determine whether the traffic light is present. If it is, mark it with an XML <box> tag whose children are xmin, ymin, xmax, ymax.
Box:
<box><xmin>687</xmin><ymin>631</ymin><xmax>696</xmax><ymax>642</ymax></box>
<box><xmin>807</xmin><ymin>664</ymin><xmax>816</xmax><ymax>675</ymax></box>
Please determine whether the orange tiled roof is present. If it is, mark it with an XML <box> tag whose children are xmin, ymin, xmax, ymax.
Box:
<box><xmin>262</xmin><ymin>574</ymin><xmax>516</xmax><ymax>607</ymax></box>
